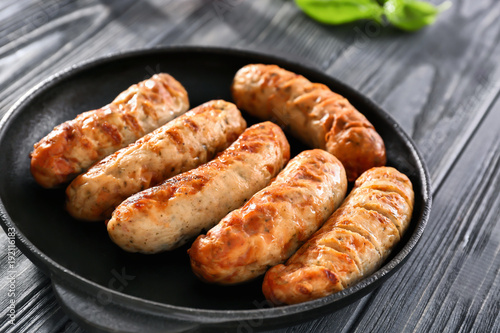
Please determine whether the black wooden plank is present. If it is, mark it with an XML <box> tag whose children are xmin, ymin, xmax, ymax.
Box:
<box><xmin>0</xmin><ymin>0</ymin><xmax>204</xmax><ymax>117</ymax></box>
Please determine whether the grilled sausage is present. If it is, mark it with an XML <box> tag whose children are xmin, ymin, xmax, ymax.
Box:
<box><xmin>262</xmin><ymin>167</ymin><xmax>414</xmax><ymax>305</ymax></box>
<box><xmin>30</xmin><ymin>73</ymin><xmax>189</xmax><ymax>188</ymax></box>
<box><xmin>231</xmin><ymin>64</ymin><xmax>386</xmax><ymax>181</ymax></box>
<box><xmin>107</xmin><ymin>122</ymin><xmax>290</xmax><ymax>254</ymax></box>
<box><xmin>189</xmin><ymin>149</ymin><xmax>347</xmax><ymax>284</ymax></box>
<box><xmin>66</xmin><ymin>100</ymin><xmax>247</xmax><ymax>221</ymax></box>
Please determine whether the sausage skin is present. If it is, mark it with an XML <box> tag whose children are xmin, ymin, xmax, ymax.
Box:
<box><xmin>107</xmin><ymin>122</ymin><xmax>290</xmax><ymax>254</ymax></box>
<box><xmin>189</xmin><ymin>149</ymin><xmax>347</xmax><ymax>284</ymax></box>
<box><xmin>30</xmin><ymin>73</ymin><xmax>189</xmax><ymax>188</ymax></box>
<box><xmin>66</xmin><ymin>100</ymin><xmax>247</xmax><ymax>221</ymax></box>
<box><xmin>262</xmin><ymin>167</ymin><xmax>414</xmax><ymax>305</ymax></box>
<box><xmin>231</xmin><ymin>64</ymin><xmax>386</xmax><ymax>181</ymax></box>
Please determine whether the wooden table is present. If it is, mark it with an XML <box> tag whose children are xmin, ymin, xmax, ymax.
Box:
<box><xmin>1</xmin><ymin>1</ymin><xmax>499</xmax><ymax>332</ymax></box>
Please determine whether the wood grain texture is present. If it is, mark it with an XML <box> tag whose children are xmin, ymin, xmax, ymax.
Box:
<box><xmin>0</xmin><ymin>0</ymin><xmax>499</xmax><ymax>332</ymax></box>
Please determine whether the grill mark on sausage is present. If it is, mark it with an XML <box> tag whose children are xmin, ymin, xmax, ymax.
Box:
<box><xmin>316</xmin><ymin>244</ymin><xmax>363</xmax><ymax>281</ymax></box>
<box><xmin>99</xmin><ymin>122</ymin><xmax>122</xmax><ymax>145</ymax></box>
<box><xmin>314</xmin><ymin>245</ymin><xmax>359</xmax><ymax>289</ymax></box>
<box><xmin>318</xmin><ymin>228</ymin><xmax>380</xmax><ymax>277</ymax></box>
<box><xmin>293</xmin><ymin>165</ymin><xmax>324</xmax><ymax>182</ymax></box>
<box><xmin>60</xmin><ymin>122</ymin><xmax>78</xmax><ymax>143</ymax></box>
<box><xmin>136</xmin><ymin>173</ymin><xmax>212</xmax><ymax>203</ymax></box>
<box><xmin>122</xmin><ymin>112</ymin><xmax>142</xmax><ymax>135</ymax></box>
<box><xmin>360</xmin><ymin>183</ymin><xmax>413</xmax><ymax>213</ymax></box>
<box><xmin>183</xmin><ymin>118</ymin><xmax>199</xmax><ymax>132</ymax></box>
<box><xmin>333</xmin><ymin>211</ymin><xmax>391</xmax><ymax>260</ymax></box>
<box><xmin>349</xmin><ymin>189</ymin><xmax>408</xmax><ymax>237</ymax></box>
<box><xmin>241</xmin><ymin>203</ymin><xmax>279</xmax><ymax>236</ymax></box>
<box><xmin>324</xmin><ymin>268</ymin><xmax>340</xmax><ymax>285</ymax></box>
<box><xmin>334</xmin><ymin>224</ymin><xmax>384</xmax><ymax>260</ymax></box>
<box><xmin>165</xmin><ymin>129</ymin><xmax>185</xmax><ymax>151</ymax></box>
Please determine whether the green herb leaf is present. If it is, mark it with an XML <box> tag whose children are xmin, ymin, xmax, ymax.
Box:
<box><xmin>383</xmin><ymin>0</ymin><xmax>451</xmax><ymax>31</ymax></box>
<box><xmin>295</xmin><ymin>0</ymin><xmax>384</xmax><ymax>25</ymax></box>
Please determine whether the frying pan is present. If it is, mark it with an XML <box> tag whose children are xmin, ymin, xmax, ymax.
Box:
<box><xmin>0</xmin><ymin>47</ymin><xmax>431</xmax><ymax>332</ymax></box>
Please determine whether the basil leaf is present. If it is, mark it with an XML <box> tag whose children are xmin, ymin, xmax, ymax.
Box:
<box><xmin>384</xmin><ymin>0</ymin><xmax>451</xmax><ymax>31</ymax></box>
<box><xmin>295</xmin><ymin>0</ymin><xmax>384</xmax><ymax>25</ymax></box>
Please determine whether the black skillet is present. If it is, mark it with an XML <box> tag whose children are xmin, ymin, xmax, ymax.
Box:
<box><xmin>0</xmin><ymin>47</ymin><xmax>431</xmax><ymax>332</ymax></box>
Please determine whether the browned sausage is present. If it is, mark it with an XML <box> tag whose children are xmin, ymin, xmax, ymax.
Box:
<box><xmin>231</xmin><ymin>64</ymin><xmax>386</xmax><ymax>181</ymax></box>
<box><xmin>30</xmin><ymin>73</ymin><xmax>189</xmax><ymax>188</ymax></box>
<box><xmin>107</xmin><ymin>122</ymin><xmax>290</xmax><ymax>254</ymax></box>
<box><xmin>189</xmin><ymin>149</ymin><xmax>347</xmax><ymax>284</ymax></box>
<box><xmin>262</xmin><ymin>167</ymin><xmax>414</xmax><ymax>305</ymax></box>
<box><xmin>66</xmin><ymin>100</ymin><xmax>246</xmax><ymax>221</ymax></box>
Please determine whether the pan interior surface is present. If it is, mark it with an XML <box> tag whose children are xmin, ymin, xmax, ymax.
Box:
<box><xmin>0</xmin><ymin>48</ymin><xmax>428</xmax><ymax>311</ymax></box>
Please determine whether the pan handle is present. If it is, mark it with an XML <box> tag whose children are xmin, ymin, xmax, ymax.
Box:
<box><xmin>51</xmin><ymin>274</ymin><xmax>200</xmax><ymax>333</ymax></box>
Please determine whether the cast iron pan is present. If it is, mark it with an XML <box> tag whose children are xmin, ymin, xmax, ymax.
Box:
<box><xmin>0</xmin><ymin>47</ymin><xmax>431</xmax><ymax>332</ymax></box>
